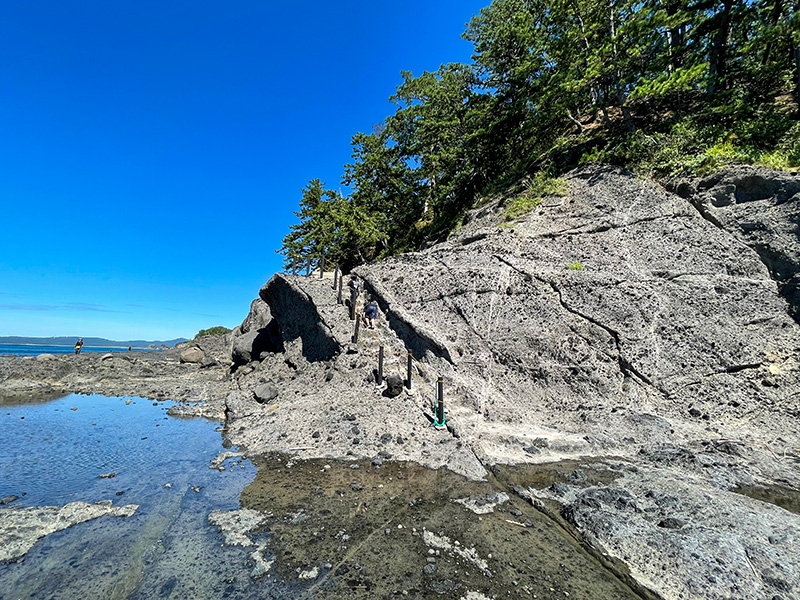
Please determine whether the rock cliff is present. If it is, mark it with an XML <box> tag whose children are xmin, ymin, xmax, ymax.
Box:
<box><xmin>227</xmin><ymin>164</ymin><xmax>800</xmax><ymax>600</ymax></box>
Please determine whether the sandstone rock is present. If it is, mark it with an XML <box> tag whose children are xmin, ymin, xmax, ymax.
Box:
<box><xmin>180</xmin><ymin>347</ymin><xmax>204</xmax><ymax>364</ymax></box>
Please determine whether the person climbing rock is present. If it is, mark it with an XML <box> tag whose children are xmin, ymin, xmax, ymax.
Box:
<box><xmin>74</xmin><ymin>338</ymin><xmax>84</xmax><ymax>354</ymax></box>
<box><xmin>364</xmin><ymin>298</ymin><xmax>378</xmax><ymax>329</ymax></box>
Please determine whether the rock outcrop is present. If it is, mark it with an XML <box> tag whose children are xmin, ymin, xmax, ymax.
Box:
<box><xmin>223</xmin><ymin>163</ymin><xmax>800</xmax><ymax>600</ymax></box>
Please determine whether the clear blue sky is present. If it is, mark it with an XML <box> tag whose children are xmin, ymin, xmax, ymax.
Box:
<box><xmin>0</xmin><ymin>0</ymin><xmax>488</xmax><ymax>341</ymax></box>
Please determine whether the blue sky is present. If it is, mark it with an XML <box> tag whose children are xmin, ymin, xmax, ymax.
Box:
<box><xmin>0</xmin><ymin>0</ymin><xmax>488</xmax><ymax>341</ymax></box>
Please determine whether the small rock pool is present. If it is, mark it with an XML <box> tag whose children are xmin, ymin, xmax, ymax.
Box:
<box><xmin>0</xmin><ymin>393</ymin><xmax>288</xmax><ymax>599</ymax></box>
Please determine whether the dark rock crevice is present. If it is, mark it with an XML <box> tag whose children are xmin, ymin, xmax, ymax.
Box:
<box><xmin>540</xmin><ymin>213</ymin><xmax>693</xmax><ymax>239</ymax></box>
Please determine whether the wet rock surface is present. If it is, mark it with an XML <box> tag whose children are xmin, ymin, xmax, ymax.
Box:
<box><xmin>0</xmin><ymin>500</ymin><xmax>138</xmax><ymax>562</ymax></box>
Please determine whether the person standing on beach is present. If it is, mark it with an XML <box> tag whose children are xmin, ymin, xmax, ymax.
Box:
<box><xmin>74</xmin><ymin>338</ymin><xmax>83</xmax><ymax>354</ymax></box>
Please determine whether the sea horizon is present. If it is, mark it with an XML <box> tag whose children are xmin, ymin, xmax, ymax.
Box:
<box><xmin>0</xmin><ymin>343</ymin><xmax>161</xmax><ymax>357</ymax></box>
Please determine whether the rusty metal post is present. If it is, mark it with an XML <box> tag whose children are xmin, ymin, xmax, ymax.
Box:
<box><xmin>332</xmin><ymin>265</ymin><xmax>339</xmax><ymax>289</ymax></box>
<box><xmin>337</xmin><ymin>276</ymin><xmax>343</xmax><ymax>305</ymax></box>
<box><xmin>377</xmin><ymin>346</ymin><xmax>384</xmax><ymax>385</ymax></box>
<box><xmin>406</xmin><ymin>352</ymin><xmax>412</xmax><ymax>389</ymax></box>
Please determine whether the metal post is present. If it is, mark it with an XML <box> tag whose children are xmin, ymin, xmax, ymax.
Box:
<box><xmin>377</xmin><ymin>346</ymin><xmax>384</xmax><ymax>385</ymax></box>
<box><xmin>337</xmin><ymin>276</ymin><xmax>343</xmax><ymax>305</ymax></box>
<box><xmin>352</xmin><ymin>314</ymin><xmax>361</xmax><ymax>344</ymax></box>
<box><xmin>406</xmin><ymin>352</ymin><xmax>412</xmax><ymax>389</ymax></box>
<box><xmin>305</xmin><ymin>260</ymin><xmax>312</xmax><ymax>276</ymax></box>
<box><xmin>436</xmin><ymin>377</ymin><xmax>444</xmax><ymax>426</ymax></box>
<box><xmin>349</xmin><ymin>297</ymin><xmax>356</xmax><ymax>320</ymax></box>
<box><xmin>319</xmin><ymin>255</ymin><xmax>325</xmax><ymax>278</ymax></box>
<box><xmin>332</xmin><ymin>266</ymin><xmax>339</xmax><ymax>289</ymax></box>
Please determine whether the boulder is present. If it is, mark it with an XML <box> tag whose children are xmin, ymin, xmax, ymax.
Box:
<box><xmin>36</xmin><ymin>354</ymin><xmax>57</xmax><ymax>361</ymax></box>
<box><xmin>383</xmin><ymin>374</ymin><xmax>404</xmax><ymax>398</ymax></box>
<box><xmin>180</xmin><ymin>347</ymin><xmax>204</xmax><ymax>364</ymax></box>
<box><xmin>254</xmin><ymin>383</ymin><xmax>279</xmax><ymax>404</ymax></box>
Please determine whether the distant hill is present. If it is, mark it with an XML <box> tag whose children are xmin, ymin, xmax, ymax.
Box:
<box><xmin>0</xmin><ymin>336</ymin><xmax>188</xmax><ymax>348</ymax></box>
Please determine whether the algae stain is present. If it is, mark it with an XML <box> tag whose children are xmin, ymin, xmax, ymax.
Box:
<box><xmin>240</xmin><ymin>455</ymin><xmax>645</xmax><ymax>599</ymax></box>
<box><xmin>107</xmin><ymin>484</ymin><xmax>187</xmax><ymax>599</ymax></box>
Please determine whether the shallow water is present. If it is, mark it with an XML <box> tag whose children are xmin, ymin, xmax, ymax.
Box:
<box><xmin>0</xmin><ymin>394</ymin><xmax>290</xmax><ymax>600</ymax></box>
<box><xmin>238</xmin><ymin>455</ymin><xmax>645</xmax><ymax>600</ymax></box>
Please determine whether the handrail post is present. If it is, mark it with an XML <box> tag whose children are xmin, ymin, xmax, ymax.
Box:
<box><xmin>319</xmin><ymin>255</ymin><xmax>325</xmax><ymax>279</ymax></box>
<box><xmin>337</xmin><ymin>276</ymin><xmax>343</xmax><ymax>305</ymax></box>
<box><xmin>406</xmin><ymin>352</ymin><xmax>412</xmax><ymax>390</ymax></box>
<box><xmin>377</xmin><ymin>346</ymin><xmax>384</xmax><ymax>385</ymax></box>
<box><xmin>435</xmin><ymin>376</ymin><xmax>445</xmax><ymax>426</ymax></box>
<box><xmin>332</xmin><ymin>265</ymin><xmax>339</xmax><ymax>289</ymax></box>
<box><xmin>352</xmin><ymin>313</ymin><xmax>361</xmax><ymax>344</ymax></box>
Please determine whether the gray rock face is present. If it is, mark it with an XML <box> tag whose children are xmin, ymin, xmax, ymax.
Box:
<box><xmin>259</xmin><ymin>275</ymin><xmax>341</xmax><ymax>362</ymax></box>
<box><xmin>543</xmin><ymin>463</ymin><xmax>800</xmax><ymax>600</ymax></box>
<box><xmin>676</xmin><ymin>166</ymin><xmax>800</xmax><ymax>321</ymax></box>
<box><xmin>230</xmin><ymin>299</ymin><xmax>283</xmax><ymax>365</ymax></box>
<box><xmin>240</xmin><ymin>298</ymin><xmax>272</xmax><ymax>334</ymax></box>
<box><xmin>254</xmin><ymin>382</ymin><xmax>279</xmax><ymax>404</ymax></box>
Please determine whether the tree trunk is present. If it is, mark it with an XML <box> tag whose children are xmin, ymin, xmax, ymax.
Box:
<box><xmin>794</xmin><ymin>44</ymin><xmax>800</xmax><ymax>104</ymax></box>
<box><xmin>707</xmin><ymin>0</ymin><xmax>734</xmax><ymax>98</ymax></box>
<box><xmin>610</xmin><ymin>0</ymin><xmax>635</xmax><ymax>132</ymax></box>
<box><xmin>794</xmin><ymin>0</ymin><xmax>800</xmax><ymax>103</ymax></box>
<box><xmin>761</xmin><ymin>0</ymin><xmax>783</xmax><ymax>66</ymax></box>
<box><xmin>666</xmin><ymin>0</ymin><xmax>684</xmax><ymax>72</ymax></box>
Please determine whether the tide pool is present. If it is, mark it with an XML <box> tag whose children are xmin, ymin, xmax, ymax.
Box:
<box><xmin>0</xmin><ymin>393</ymin><xmax>291</xmax><ymax>599</ymax></box>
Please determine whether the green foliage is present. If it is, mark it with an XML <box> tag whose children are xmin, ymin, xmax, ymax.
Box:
<box><xmin>504</xmin><ymin>174</ymin><xmax>568</xmax><ymax>221</ymax></box>
<box><xmin>191</xmin><ymin>326</ymin><xmax>231</xmax><ymax>342</ymax></box>
<box><xmin>280</xmin><ymin>0</ymin><xmax>799</xmax><ymax>269</ymax></box>
<box><xmin>568</xmin><ymin>261</ymin><xmax>584</xmax><ymax>271</ymax></box>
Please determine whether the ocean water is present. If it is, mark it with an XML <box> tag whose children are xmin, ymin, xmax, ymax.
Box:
<box><xmin>0</xmin><ymin>343</ymin><xmax>159</xmax><ymax>357</ymax></box>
